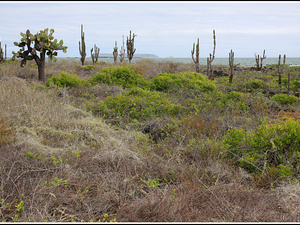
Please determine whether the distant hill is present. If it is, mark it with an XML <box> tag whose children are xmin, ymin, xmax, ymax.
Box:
<box><xmin>97</xmin><ymin>53</ymin><xmax>159</xmax><ymax>58</ymax></box>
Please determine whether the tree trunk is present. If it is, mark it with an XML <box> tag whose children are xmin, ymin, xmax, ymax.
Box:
<box><xmin>37</xmin><ymin>52</ymin><xmax>46</xmax><ymax>83</ymax></box>
<box><xmin>229</xmin><ymin>70</ymin><xmax>233</xmax><ymax>83</ymax></box>
<box><xmin>196</xmin><ymin>64</ymin><xmax>199</xmax><ymax>73</ymax></box>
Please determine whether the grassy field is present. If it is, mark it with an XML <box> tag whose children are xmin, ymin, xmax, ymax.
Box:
<box><xmin>1</xmin><ymin>58</ymin><xmax>300</xmax><ymax>222</ymax></box>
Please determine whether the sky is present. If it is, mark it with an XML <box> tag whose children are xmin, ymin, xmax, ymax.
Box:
<box><xmin>1</xmin><ymin>1</ymin><xmax>300</xmax><ymax>58</ymax></box>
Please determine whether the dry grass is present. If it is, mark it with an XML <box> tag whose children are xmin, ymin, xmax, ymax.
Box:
<box><xmin>0</xmin><ymin>59</ymin><xmax>300</xmax><ymax>222</ymax></box>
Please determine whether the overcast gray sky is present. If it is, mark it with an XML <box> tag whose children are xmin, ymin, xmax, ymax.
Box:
<box><xmin>1</xmin><ymin>1</ymin><xmax>300</xmax><ymax>58</ymax></box>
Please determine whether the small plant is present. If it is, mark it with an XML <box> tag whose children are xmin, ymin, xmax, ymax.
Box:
<box><xmin>100</xmin><ymin>213</ymin><xmax>117</xmax><ymax>222</ymax></box>
<box><xmin>245</xmin><ymin>79</ymin><xmax>265</xmax><ymax>90</ymax></box>
<box><xmin>46</xmin><ymin>71</ymin><xmax>90</xmax><ymax>87</ymax></box>
<box><xmin>82</xmin><ymin>64</ymin><xmax>97</xmax><ymax>70</ymax></box>
<box><xmin>50</xmin><ymin>155</ymin><xmax>64</xmax><ymax>166</ymax></box>
<box><xmin>271</xmin><ymin>93</ymin><xmax>298</xmax><ymax>106</ymax></box>
<box><xmin>39</xmin><ymin>177</ymin><xmax>69</xmax><ymax>187</ymax></box>
<box><xmin>71</xmin><ymin>148</ymin><xmax>81</xmax><ymax>158</ymax></box>
<box><xmin>141</xmin><ymin>177</ymin><xmax>162</xmax><ymax>189</ymax></box>
<box><xmin>12</xmin><ymin>194</ymin><xmax>25</xmax><ymax>222</ymax></box>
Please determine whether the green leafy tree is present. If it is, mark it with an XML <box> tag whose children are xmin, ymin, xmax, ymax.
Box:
<box><xmin>13</xmin><ymin>28</ymin><xmax>67</xmax><ymax>83</ymax></box>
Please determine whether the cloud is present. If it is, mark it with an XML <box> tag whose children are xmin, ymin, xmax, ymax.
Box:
<box><xmin>1</xmin><ymin>2</ymin><xmax>299</xmax><ymax>58</ymax></box>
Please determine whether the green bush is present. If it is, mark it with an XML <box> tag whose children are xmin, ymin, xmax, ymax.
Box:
<box><xmin>88</xmin><ymin>66</ymin><xmax>150</xmax><ymax>89</ymax></box>
<box><xmin>291</xmin><ymin>80</ymin><xmax>300</xmax><ymax>92</ymax></box>
<box><xmin>226</xmin><ymin>91</ymin><xmax>243</xmax><ymax>101</ymax></box>
<box><xmin>271</xmin><ymin>93</ymin><xmax>298</xmax><ymax>105</ymax></box>
<box><xmin>96</xmin><ymin>87</ymin><xmax>184</xmax><ymax>122</ymax></box>
<box><xmin>245</xmin><ymin>79</ymin><xmax>265</xmax><ymax>90</ymax></box>
<box><xmin>222</xmin><ymin>118</ymin><xmax>300</xmax><ymax>178</ymax></box>
<box><xmin>149</xmin><ymin>72</ymin><xmax>216</xmax><ymax>92</ymax></box>
<box><xmin>220</xmin><ymin>91</ymin><xmax>248</xmax><ymax>112</ymax></box>
<box><xmin>82</xmin><ymin>65</ymin><xmax>97</xmax><ymax>70</ymax></box>
<box><xmin>46</xmin><ymin>71</ymin><xmax>90</xmax><ymax>87</ymax></box>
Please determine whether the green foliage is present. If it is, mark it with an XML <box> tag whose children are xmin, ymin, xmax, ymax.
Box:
<box><xmin>149</xmin><ymin>72</ymin><xmax>216</xmax><ymax>92</ymax></box>
<box><xmin>39</xmin><ymin>177</ymin><xmax>69</xmax><ymax>187</ymax></box>
<box><xmin>13</xmin><ymin>28</ymin><xmax>67</xmax><ymax>65</ymax></box>
<box><xmin>82</xmin><ymin>65</ymin><xmax>97</xmax><ymax>70</ymax></box>
<box><xmin>221</xmin><ymin>91</ymin><xmax>248</xmax><ymax>112</ymax></box>
<box><xmin>291</xmin><ymin>80</ymin><xmax>300</xmax><ymax>92</ymax></box>
<box><xmin>46</xmin><ymin>71</ymin><xmax>90</xmax><ymax>87</ymax></box>
<box><xmin>271</xmin><ymin>93</ymin><xmax>298</xmax><ymax>106</ymax></box>
<box><xmin>141</xmin><ymin>177</ymin><xmax>163</xmax><ymax>189</ymax></box>
<box><xmin>245</xmin><ymin>79</ymin><xmax>265</xmax><ymax>90</ymax></box>
<box><xmin>222</xmin><ymin>127</ymin><xmax>246</xmax><ymax>150</ymax></box>
<box><xmin>96</xmin><ymin>87</ymin><xmax>184</xmax><ymax>122</ymax></box>
<box><xmin>1</xmin><ymin>194</ymin><xmax>25</xmax><ymax>222</ymax></box>
<box><xmin>88</xmin><ymin>66</ymin><xmax>150</xmax><ymax>89</ymax></box>
<box><xmin>222</xmin><ymin>118</ymin><xmax>300</xmax><ymax>179</ymax></box>
<box><xmin>226</xmin><ymin>91</ymin><xmax>243</xmax><ymax>101</ymax></box>
<box><xmin>71</xmin><ymin>148</ymin><xmax>82</xmax><ymax>158</ymax></box>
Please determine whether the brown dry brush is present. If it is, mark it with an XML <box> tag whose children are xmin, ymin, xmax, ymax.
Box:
<box><xmin>0</xmin><ymin>142</ymin><xmax>144</xmax><ymax>222</ymax></box>
<box><xmin>1</xmin><ymin>142</ymin><xmax>298</xmax><ymax>222</ymax></box>
<box><xmin>115</xmin><ymin>182</ymin><xmax>298</xmax><ymax>222</ymax></box>
<box><xmin>1</xmin><ymin>60</ymin><xmax>300</xmax><ymax>222</ymax></box>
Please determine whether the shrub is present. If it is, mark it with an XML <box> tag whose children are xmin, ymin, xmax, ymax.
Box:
<box><xmin>82</xmin><ymin>65</ymin><xmax>97</xmax><ymax>70</ymax></box>
<box><xmin>226</xmin><ymin>91</ymin><xmax>243</xmax><ymax>101</ymax></box>
<box><xmin>45</xmin><ymin>71</ymin><xmax>90</xmax><ymax>87</ymax></box>
<box><xmin>149</xmin><ymin>72</ymin><xmax>216</xmax><ymax>92</ymax></box>
<box><xmin>88</xmin><ymin>66</ymin><xmax>150</xmax><ymax>89</ymax></box>
<box><xmin>291</xmin><ymin>80</ymin><xmax>300</xmax><ymax>92</ymax></box>
<box><xmin>96</xmin><ymin>87</ymin><xmax>184</xmax><ymax>123</ymax></box>
<box><xmin>222</xmin><ymin>118</ymin><xmax>300</xmax><ymax>182</ymax></box>
<box><xmin>271</xmin><ymin>93</ymin><xmax>298</xmax><ymax>106</ymax></box>
<box><xmin>245</xmin><ymin>79</ymin><xmax>265</xmax><ymax>90</ymax></box>
<box><xmin>220</xmin><ymin>91</ymin><xmax>248</xmax><ymax>112</ymax></box>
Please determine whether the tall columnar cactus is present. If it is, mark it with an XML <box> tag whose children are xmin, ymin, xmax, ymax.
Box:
<box><xmin>278</xmin><ymin>54</ymin><xmax>286</xmax><ymax>90</ymax></box>
<box><xmin>191</xmin><ymin>38</ymin><xmax>200</xmax><ymax>73</ymax></box>
<box><xmin>119</xmin><ymin>35</ymin><xmax>125</xmax><ymax>65</ymax></box>
<box><xmin>79</xmin><ymin>24</ymin><xmax>86</xmax><ymax>66</ymax></box>
<box><xmin>5</xmin><ymin>43</ymin><xmax>7</xmax><ymax>62</ymax></box>
<box><xmin>126</xmin><ymin>30</ymin><xmax>137</xmax><ymax>65</ymax></box>
<box><xmin>0</xmin><ymin>41</ymin><xmax>6</xmax><ymax>63</ymax></box>
<box><xmin>91</xmin><ymin>44</ymin><xmax>100</xmax><ymax>65</ymax></box>
<box><xmin>254</xmin><ymin>50</ymin><xmax>266</xmax><ymax>71</ymax></box>
<box><xmin>207</xmin><ymin>30</ymin><xmax>216</xmax><ymax>80</ymax></box>
<box><xmin>0</xmin><ymin>42</ymin><xmax>6</xmax><ymax>63</ymax></box>
<box><xmin>229</xmin><ymin>49</ymin><xmax>234</xmax><ymax>83</ymax></box>
<box><xmin>113</xmin><ymin>41</ymin><xmax>118</xmax><ymax>65</ymax></box>
<box><xmin>0</xmin><ymin>42</ymin><xmax>3</xmax><ymax>63</ymax></box>
<box><xmin>12</xmin><ymin>28</ymin><xmax>67</xmax><ymax>83</ymax></box>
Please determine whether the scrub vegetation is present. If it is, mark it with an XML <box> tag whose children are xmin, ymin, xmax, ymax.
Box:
<box><xmin>1</xmin><ymin>57</ymin><xmax>300</xmax><ymax>222</ymax></box>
